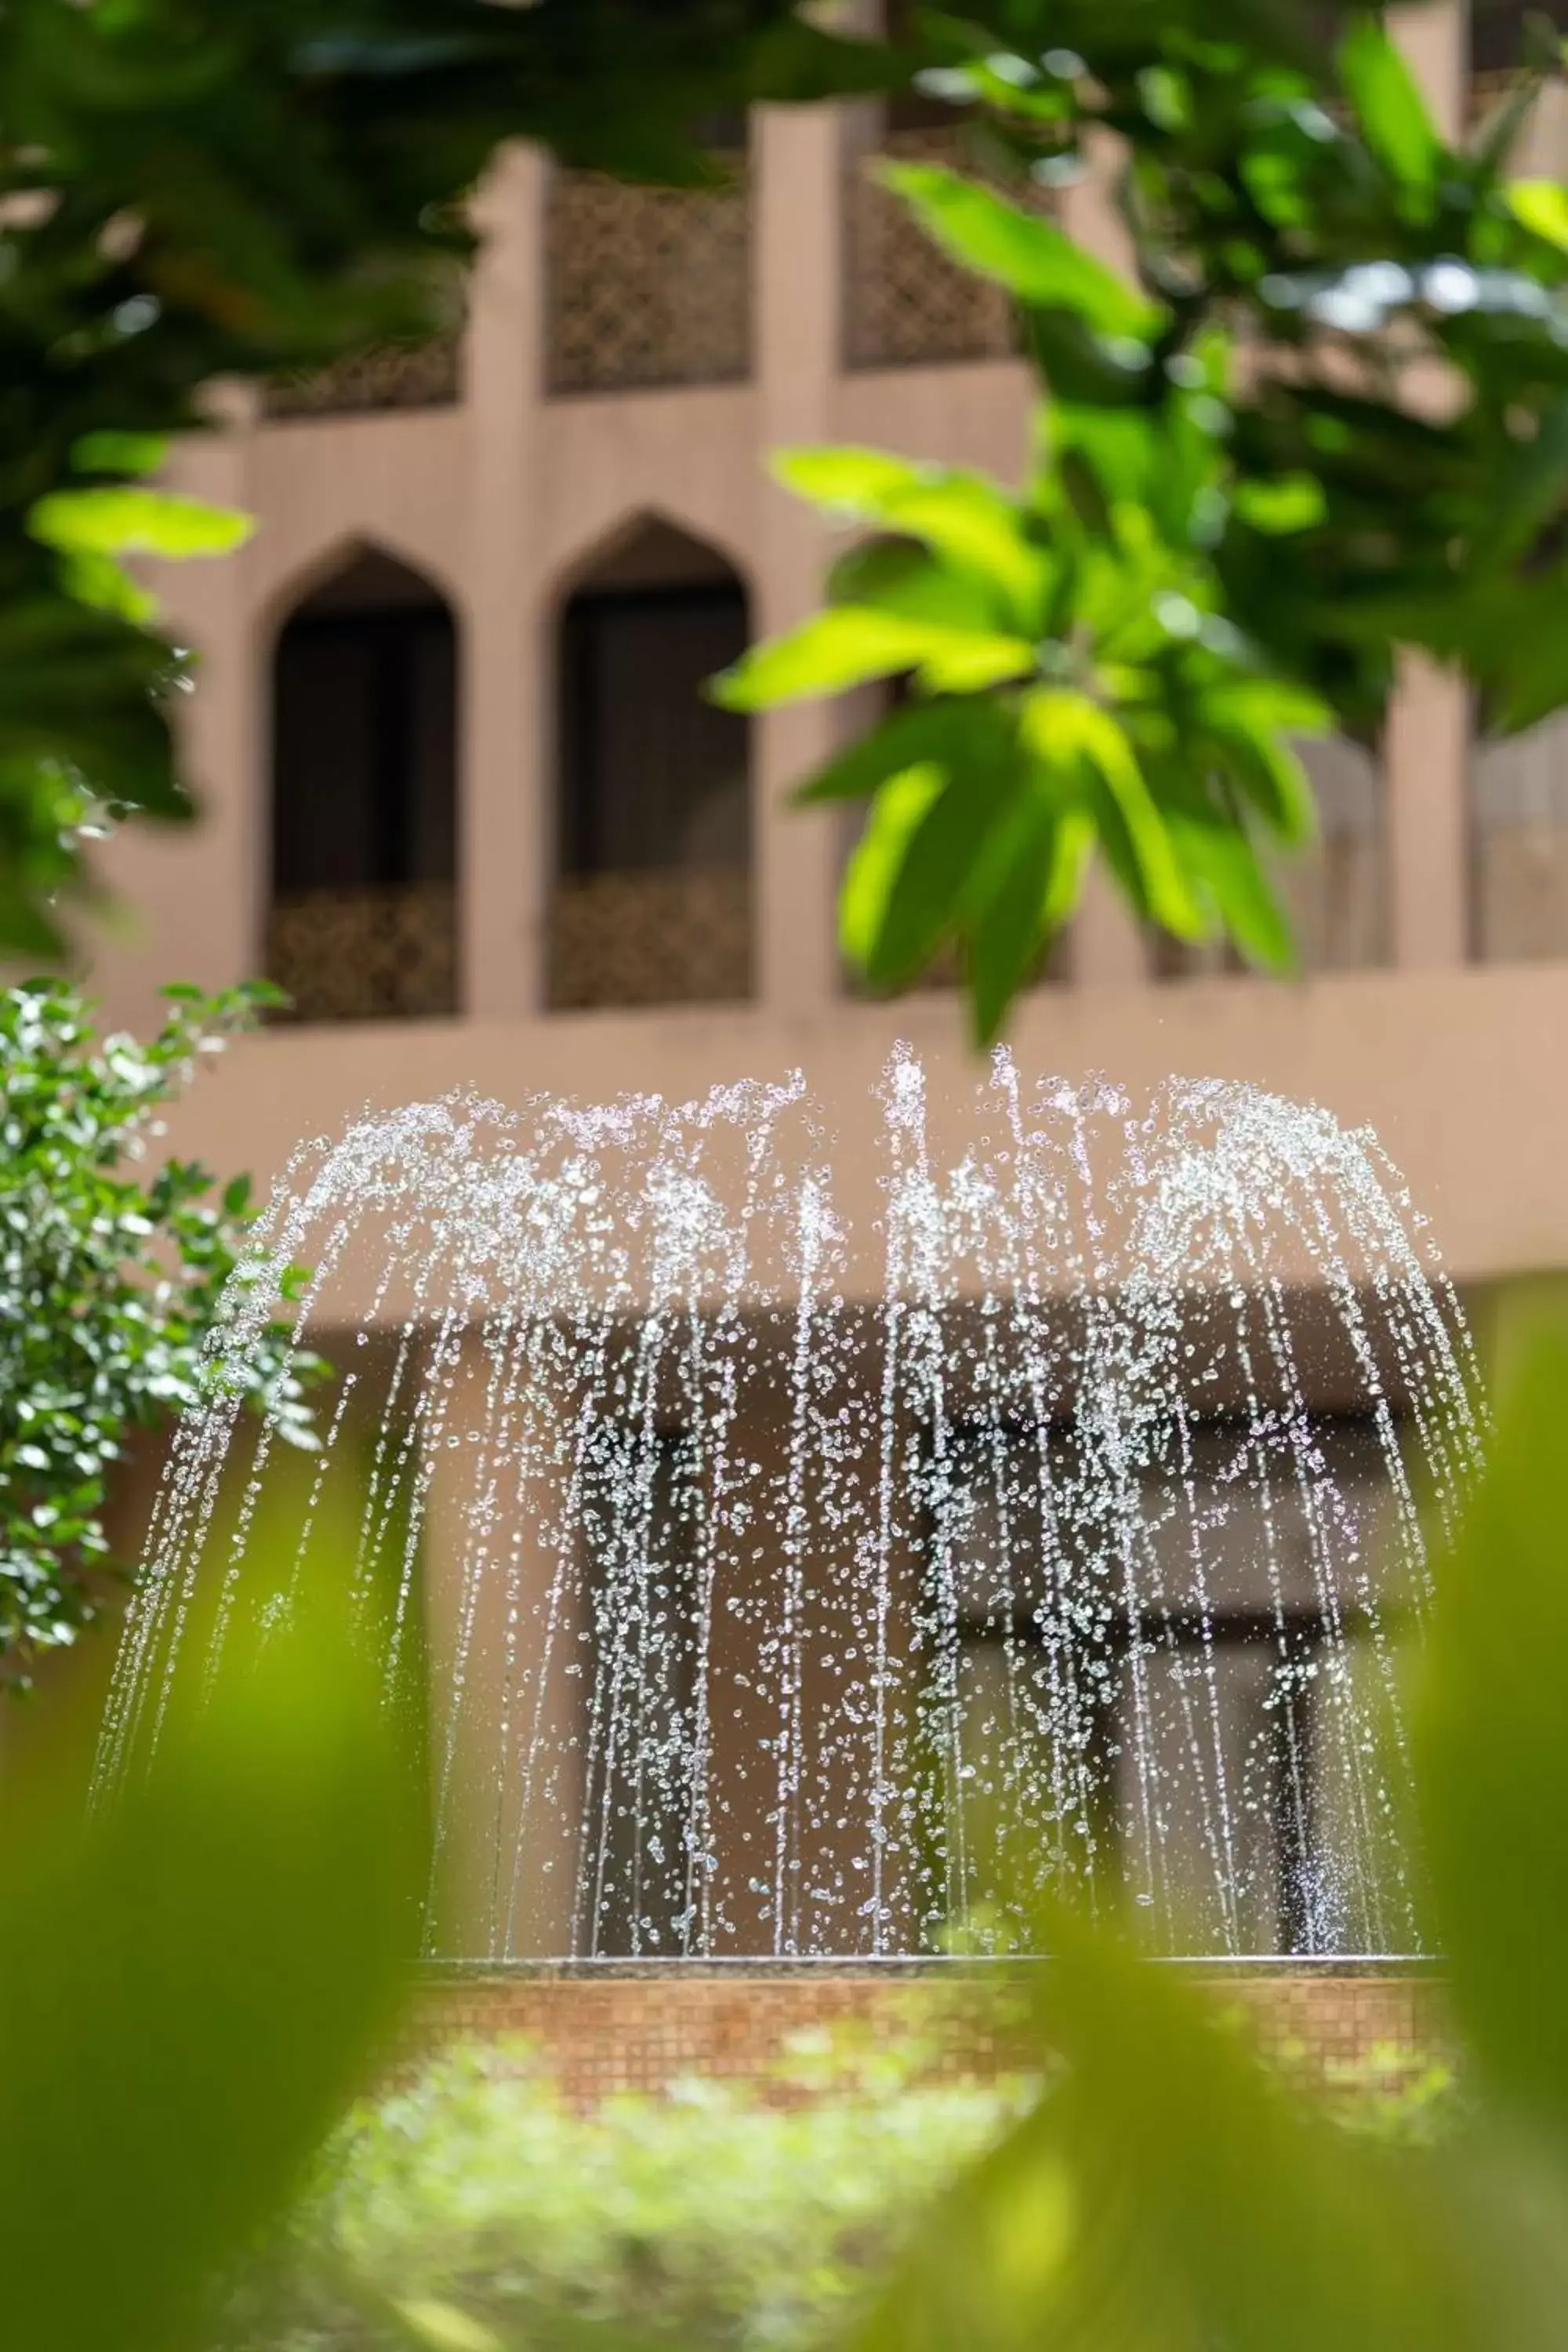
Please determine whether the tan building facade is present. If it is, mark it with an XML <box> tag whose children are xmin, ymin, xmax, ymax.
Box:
<box><xmin>74</xmin><ymin>0</ymin><xmax>1568</xmax><ymax>1962</ymax></box>
<box><xmin>78</xmin><ymin>0</ymin><xmax>1568</xmax><ymax>1315</ymax></box>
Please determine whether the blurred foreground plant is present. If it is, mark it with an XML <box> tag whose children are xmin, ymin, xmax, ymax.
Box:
<box><xmin>829</xmin><ymin>1320</ymin><xmax>1568</xmax><ymax>2351</ymax></box>
<box><xmin>224</xmin><ymin>2034</ymin><xmax>1029</xmax><ymax>2352</ymax></box>
<box><xmin>0</xmin><ymin>1483</ymin><xmax>426</xmax><ymax>2352</ymax></box>
<box><xmin>0</xmin><ymin>976</ymin><xmax>325</xmax><ymax>1686</ymax></box>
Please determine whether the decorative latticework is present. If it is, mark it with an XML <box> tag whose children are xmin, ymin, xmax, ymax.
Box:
<box><xmin>266</xmin><ymin>884</ymin><xmax>459</xmax><ymax>1023</ymax></box>
<box><xmin>546</xmin><ymin>163</ymin><xmax>753</xmax><ymax>397</ymax></box>
<box><xmin>844</xmin><ymin>124</ymin><xmax>1042</xmax><ymax>372</ymax></box>
<box><xmin>548</xmin><ymin>870</ymin><xmax>753</xmax><ymax>1009</ymax></box>
<box><xmin>1472</xmin><ymin>712</ymin><xmax>1568</xmax><ymax>961</ymax></box>
<box><xmin>264</xmin><ymin>333</ymin><xmax>463</xmax><ymax>420</ymax></box>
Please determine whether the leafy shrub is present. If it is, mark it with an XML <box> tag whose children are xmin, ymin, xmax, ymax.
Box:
<box><xmin>223</xmin><ymin>2038</ymin><xmax>1032</xmax><ymax>2352</ymax></box>
<box><xmin>0</xmin><ymin>977</ymin><xmax>324</xmax><ymax>1682</ymax></box>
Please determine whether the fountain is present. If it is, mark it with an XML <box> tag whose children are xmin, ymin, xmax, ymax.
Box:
<box><xmin>98</xmin><ymin>1045</ymin><xmax>1482</xmax><ymax>1967</ymax></box>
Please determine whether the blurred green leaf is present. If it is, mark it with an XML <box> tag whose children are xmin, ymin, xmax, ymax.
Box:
<box><xmin>712</xmin><ymin>608</ymin><xmax>1035</xmax><ymax>706</ymax></box>
<box><xmin>1022</xmin><ymin>688</ymin><xmax>1203</xmax><ymax>938</ymax></box>
<box><xmin>779</xmin><ymin>448</ymin><xmax>1047</xmax><ymax>626</ymax></box>
<box><xmin>28</xmin><ymin>488</ymin><xmax>254</xmax><ymax>561</ymax></box>
<box><xmin>1337</xmin><ymin>16</ymin><xmax>1439</xmax><ymax>207</ymax></box>
<box><xmin>1415</xmin><ymin>1322</ymin><xmax>1568</xmax><ymax>2140</ymax></box>
<box><xmin>0</xmin><ymin>1481</ymin><xmax>425</xmax><ymax>2352</ymax></box>
<box><xmin>877</xmin><ymin>161</ymin><xmax>1164</xmax><ymax>340</ymax></box>
<box><xmin>840</xmin><ymin>764</ymin><xmax>948</xmax><ymax>972</ymax></box>
<box><xmin>1504</xmin><ymin>177</ymin><xmax>1568</xmax><ymax>249</ymax></box>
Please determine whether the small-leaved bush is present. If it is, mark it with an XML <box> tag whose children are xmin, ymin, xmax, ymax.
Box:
<box><xmin>0</xmin><ymin>977</ymin><xmax>324</xmax><ymax>1684</ymax></box>
<box><xmin>223</xmin><ymin>2038</ymin><xmax>1033</xmax><ymax>2352</ymax></box>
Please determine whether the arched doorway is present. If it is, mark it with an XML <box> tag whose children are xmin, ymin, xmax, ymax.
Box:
<box><xmin>267</xmin><ymin>545</ymin><xmax>459</xmax><ymax>1023</ymax></box>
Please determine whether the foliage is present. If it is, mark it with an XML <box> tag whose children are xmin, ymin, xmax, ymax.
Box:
<box><xmin>822</xmin><ymin>1323</ymin><xmax>1568</xmax><ymax>2350</ymax></box>
<box><xmin>720</xmin><ymin>5</ymin><xmax>1568</xmax><ymax>1039</ymax></box>
<box><xmin>0</xmin><ymin>975</ymin><xmax>324</xmax><ymax>1684</ymax></box>
<box><xmin>223</xmin><ymin>2036</ymin><xmax>1029</xmax><ymax>2352</ymax></box>
<box><xmin>0</xmin><ymin>1483</ymin><xmax>427</xmax><ymax>2352</ymax></box>
<box><xmin>223</xmin><ymin>2014</ymin><xmax>1461</xmax><ymax>2352</ymax></box>
<box><xmin>32</xmin><ymin>1329</ymin><xmax>1568</xmax><ymax>2352</ymax></box>
<box><xmin>0</xmin><ymin>0</ymin><xmax>893</xmax><ymax>958</ymax></box>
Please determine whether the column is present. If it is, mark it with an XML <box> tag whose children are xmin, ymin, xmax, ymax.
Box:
<box><xmin>753</xmin><ymin>103</ymin><xmax>848</xmax><ymax>1017</ymax></box>
<box><xmin>1386</xmin><ymin>654</ymin><xmax>1472</xmax><ymax>967</ymax></box>
<box><xmin>1381</xmin><ymin>5</ymin><xmax>1472</xmax><ymax>972</ymax></box>
<box><xmin>463</xmin><ymin>145</ymin><xmax>548</xmax><ymax>1022</ymax></box>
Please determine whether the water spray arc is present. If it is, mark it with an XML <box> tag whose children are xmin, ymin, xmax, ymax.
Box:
<box><xmin>98</xmin><ymin>1047</ymin><xmax>1482</xmax><ymax>1963</ymax></box>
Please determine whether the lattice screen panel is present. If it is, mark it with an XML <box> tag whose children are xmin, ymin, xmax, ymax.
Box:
<box><xmin>264</xmin><ymin>333</ymin><xmax>463</xmax><ymax>420</ymax></box>
<box><xmin>844</xmin><ymin>123</ymin><xmax>1044</xmax><ymax>372</ymax></box>
<box><xmin>266</xmin><ymin>884</ymin><xmax>459</xmax><ymax>1023</ymax></box>
<box><xmin>546</xmin><ymin>165</ymin><xmax>753</xmax><ymax>397</ymax></box>
<box><xmin>547</xmin><ymin>871</ymin><xmax>753</xmax><ymax>1009</ymax></box>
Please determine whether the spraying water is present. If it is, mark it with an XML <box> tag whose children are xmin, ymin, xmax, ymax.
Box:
<box><xmin>98</xmin><ymin>1046</ymin><xmax>1483</xmax><ymax>1961</ymax></box>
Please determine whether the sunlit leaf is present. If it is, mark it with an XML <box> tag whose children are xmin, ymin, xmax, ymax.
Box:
<box><xmin>1505</xmin><ymin>177</ymin><xmax>1568</xmax><ymax>251</ymax></box>
<box><xmin>1022</xmin><ymin>689</ymin><xmax>1203</xmax><ymax>937</ymax></box>
<box><xmin>840</xmin><ymin>764</ymin><xmax>946</xmax><ymax>971</ymax></box>
<box><xmin>713</xmin><ymin>608</ymin><xmax>1033</xmax><ymax>709</ymax></box>
<box><xmin>828</xmin><ymin>539</ymin><xmax>1002</xmax><ymax>635</ymax></box>
<box><xmin>27</xmin><ymin>488</ymin><xmax>254</xmax><ymax>562</ymax></box>
<box><xmin>779</xmin><ymin>448</ymin><xmax>1045</xmax><ymax>626</ymax></box>
<box><xmin>1232</xmin><ymin>474</ymin><xmax>1327</xmax><ymax>533</ymax></box>
<box><xmin>876</xmin><ymin>161</ymin><xmax>1164</xmax><ymax>340</ymax></box>
<box><xmin>1338</xmin><ymin>17</ymin><xmax>1439</xmax><ymax>207</ymax></box>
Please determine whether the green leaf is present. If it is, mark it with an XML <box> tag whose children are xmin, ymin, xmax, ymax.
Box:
<box><xmin>0</xmin><ymin>1479</ymin><xmax>425</xmax><ymax>2352</ymax></box>
<box><xmin>1022</xmin><ymin>689</ymin><xmax>1203</xmax><ymax>937</ymax></box>
<box><xmin>27</xmin><ymin>489</ymin><xmax>254</xmax><ymax>562</ymax></box>
<box><xmin>1232</xmin><ymin>474</ymin><xmax>1327</xmax><ymax>534</ymax></box>
<box><xmin>70</xmin><ymin>433</ymin><xmax>169</xmax><ymax>480</ymax></box>
<box><xmin>1202</xmin><ymin>683</ymin><xmax>1327</xmax><ymax>844</ymax></box>
<box><xmin>1414</xmin><ymin>1319</ymin><xmax>1568</xmax><ymax>2142</ymax></box>
<box><xmin>1167</xmin><ymin>809</ymin><xmax>1297</xmax><ymax>971</ymax></box>
<box><xmin>874</xmin><ymin>162</ymin><xmax>1164</xmax><ymax>341</ymax></box>
<box><xmin>711</xmin><ymin>608</ymin><xmax>1034</xmax><ymax>710</ymax></box>
<box><xmin>860</xmin><ymin>750</ymin><xmax>1017</xmax><ymax>989</ymax></box>
<box><xmin>794</xmin><ymin>697</ymin><xmax>994</xmax><ymax>804</ymax></box>
<box><xmin>1338</xmin><ymin>17</ymin><xmax>1439</xmax><ymax>208</ymax></box>
<box><xmin>964</xmin><ymin>795</ymin><xmax>1087</xmax><ymax>1047</ymax></box>
<box><xmin>828</xmin><ymin>539</ymin><xmax>1002</xmax><ymax>635</ymax></box>
<box><xmin>778</xmin><ymin>448</ymin><xmax>1045</xmax><ymax>626</ymax></box>
<box><xmin>840</xmin><ymin>765</ymin><xmax>946</xmax><ymax>972</ymax></box>
<box><xmin>1504</xmin><ymin>176</ymin><xmax>1568</xmax><ymax>250</ymax></box>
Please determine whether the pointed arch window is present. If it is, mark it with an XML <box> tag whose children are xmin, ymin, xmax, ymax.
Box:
<box><xmin>549</xmin><ymin>518</ymin><xmax>753</xmax><ymax>1011</ymax></box>
<box><xmin>267</xmin><ymin>546</ymin><xmax>460</xmax><ymax>1023</ymax></box>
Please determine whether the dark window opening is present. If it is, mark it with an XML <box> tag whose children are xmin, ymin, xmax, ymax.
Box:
<box><xmin>268</xmin><ymin>546</ymin><xmax>459</xmax><ymax>1023</ymax></box>
<box><xmin>550</xmin><ymin>519</ymin><xmax>754</xmax><ymax>1008</ymax></box>
<box><xmin>924</xmin><ymin>1413</ymin><xmax>1397</xmax><ymax>1955</ymax></box>
<box><xmin>1471</xmin><ymin>0</ymin><xmax>1568</xmax><ymax>76</ymax></box>
<box><xmin>559</xmin><ymin>583</ymin><xmax>750</xmax><ymax>879</ymax></box>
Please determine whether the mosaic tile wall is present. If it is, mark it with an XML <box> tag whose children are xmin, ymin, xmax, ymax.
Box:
<box><xmin>412</xmin><ymin>1968</ymin><xmax>1445</xmax><ymax>2110</ymax></box>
